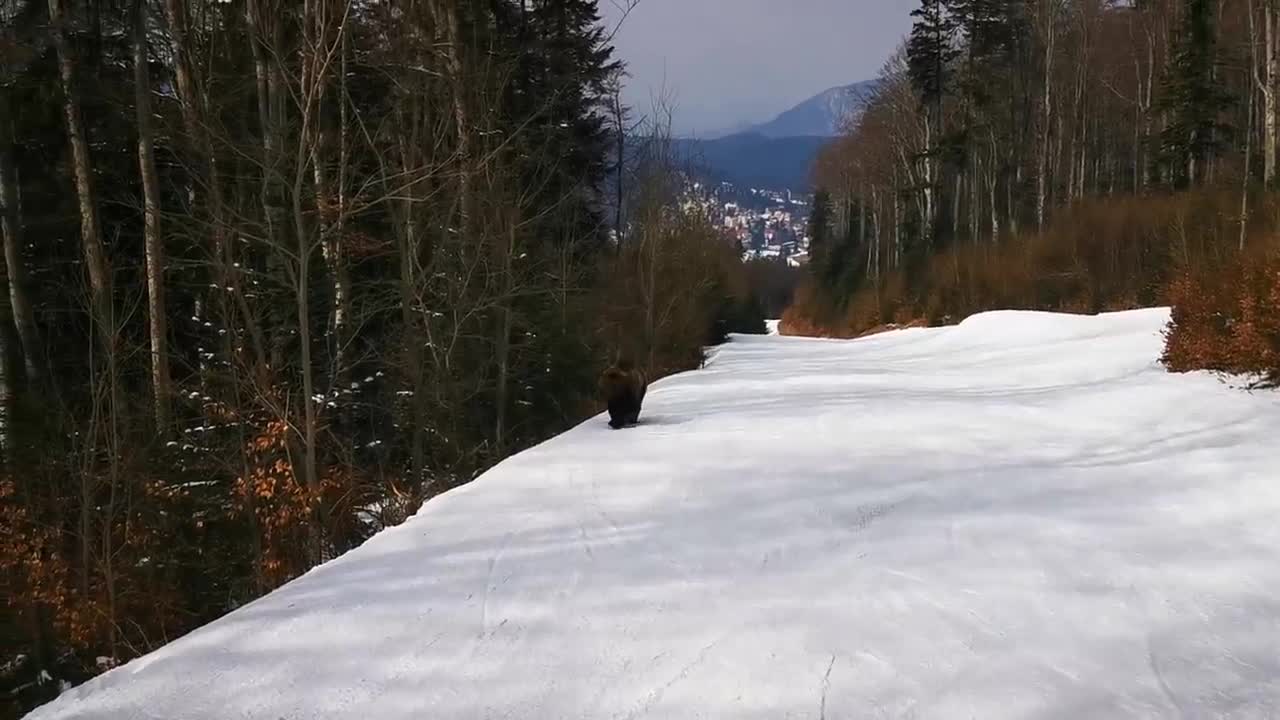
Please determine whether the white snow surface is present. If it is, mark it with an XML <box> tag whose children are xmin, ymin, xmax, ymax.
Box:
<box><xmin>29</xmin><ymin>307</ymin><xmax>1280</xmax><ymax>719</ymax></box>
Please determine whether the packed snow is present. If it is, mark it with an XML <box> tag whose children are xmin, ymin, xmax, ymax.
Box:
<box><xmin>28</xmin><ymin>308</ymin><xmax>1280</xmax><ymax>719</ymax></box>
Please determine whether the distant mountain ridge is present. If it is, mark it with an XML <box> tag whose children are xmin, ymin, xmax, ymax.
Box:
<box><xmin>673</xmin><ymin>134</ymin><xmax>829</xmax><ymax>192</ymax></box>
<box><xmin>671</xmin><ymin>80</ymin><xmax>878</xmax><ymax>191</ymax></box>
<box><xmin>744</xmin><ymin>80</ymin><xmax>879</xmax><ymax>138</ymax></box>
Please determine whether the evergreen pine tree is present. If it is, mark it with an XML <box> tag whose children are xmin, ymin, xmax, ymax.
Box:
<box><xmin>907</xmin><ymin>0</ymin><xmax>957</xmax><ymax>118</ymax></box>
<box><xmin>508</xmin><ymin>0</ymin><xmax>621</xmax><ymax>250</ymax></box>
<box><xmin>908</xmin><ymin>0</ymin><xmax>962</xmax><ymax>249</ymax></box>
<box><xmin>1159</xmin><ymin>0</ymin><xmax>1233</xmax><ymax>187</ymax></box>
<box><xmin>492</xmin><ymin>0</ymin><xmax>624</xmax><ymax>444</ymax></box>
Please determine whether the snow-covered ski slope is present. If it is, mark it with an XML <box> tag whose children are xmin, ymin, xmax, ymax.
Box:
<box><xmin>29</xmin><ymin>308</ymin><xmax>1280</xmax><ymax>719</ymax></box>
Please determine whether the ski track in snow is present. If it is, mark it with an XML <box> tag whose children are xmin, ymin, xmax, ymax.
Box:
<box><xmin>27</xmin><ymin>307</ymin><xmax>1280</xmax><ymax>719</ymax></box>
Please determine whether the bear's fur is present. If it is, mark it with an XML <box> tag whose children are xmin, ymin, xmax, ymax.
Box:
<box><xmin>599</xmin><ymin>359</ymin><xmax>647</xmax><ymax>429</ymax></box>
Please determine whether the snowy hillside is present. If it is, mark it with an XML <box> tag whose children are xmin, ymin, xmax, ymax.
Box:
<box><xmin>746</xmin><ymin>80</ymin><xmax>879</xmax><ymax>137</ymax></box>
<box><xmin>28</xmin><ymin>308</ymin><xmax>1280</xmax><ymax>719</ymax></box>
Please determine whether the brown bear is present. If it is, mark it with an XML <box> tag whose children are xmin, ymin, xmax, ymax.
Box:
<box><xmin>598</xmin><ymin>358</ymin><xmax>648</xmax><ymax>429</ymax></box>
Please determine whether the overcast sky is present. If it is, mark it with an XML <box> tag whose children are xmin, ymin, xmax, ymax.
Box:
<box><xmin>598</xmin><ymin>0</ymin><xmax>914</xmax><ymax>137</ymax></box>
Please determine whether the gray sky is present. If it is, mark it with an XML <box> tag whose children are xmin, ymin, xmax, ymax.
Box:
<box><xmin>598</xmin><ymin>0</ymin><xmax>914</xmax><ymax>137</ymax></box>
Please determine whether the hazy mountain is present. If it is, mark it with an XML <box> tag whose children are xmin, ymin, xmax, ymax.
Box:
<box><xmin>656</xmin><ymin>80</ymin><xmax>878</xmax><ymax>191</ymax></box>
<box><xmin>700</xmin><ymin>119</ymin><xmax>758</xmax><ymax>140</ymax></box>
<box><xmin>673</xmin><ymin>134</ymin><xmax>828</xmax><ymax>192</ymax></box>
<box><xmin>745</xmin><ymin>80</ymin><xmax>879</xmax><ymax>138</ymax></box>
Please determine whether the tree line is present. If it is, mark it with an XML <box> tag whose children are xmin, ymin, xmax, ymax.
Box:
<box><xmin>789</xmin><ymin>0</ymin><xmax>1280</xmax><ymax>377</ymax></box>
<box><xmin>0</xmin><ymin>0</ymin><xmax>765</xmax><ymax>712</ymax></box>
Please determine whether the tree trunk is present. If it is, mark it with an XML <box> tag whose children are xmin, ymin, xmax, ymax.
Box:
<box><xmin>951</xmin><ymin>173</ymin><xmax>962</xmax><ymax>245</ymax></box>
<box><xmin>294</xmin><ymin>0</ymin><xmax>326</xmax><ymax>565</ymax></box>
<box><xmin>432</xmin><ymin>0</ymin><xmax>472</xmax><ymax>240</ymax></box>
<box><xmin>133</xmin><ymin>0</ymin><xmax>172</xmax><ymax>433</ymax></box>
<box><xmin>1268</xmin><ymin>2</ymin><xmax>1278</xmax><ymax>186</ymax></box>
<box><xmin>50</xmin><ymin>0</ymin><xmax>120</xmax><ymax>634</ymax></box>
<box><xmin>1243</xmin><ymin>59</ymin><xmax>1255</xmax><ymax>252</ymax></box>
<box><xmin>494</xmin><ymin>216</ymin><xmax>515</xmax><ymax>450</ymax></box>
<box><xmin>0</xmin><ymin>179</ymin><xmax>21</xmax><ymax>457</ymax></box>
<box><xmin>891</xmin><ymin>172</ymin><xmax>901</xmax><ymax>268</ymax></box>
<box><xmin>1140</xmin><ymin>22</ymin><xmax>1155</xmax><ymax>191</ymax></box>
<box><xmin>311</xmin><ymin>0</ymin><xmax>353</xmax><ymax>431</ymax></box>
<box><xmin>612</xmin><ymin>80</ymin><xmax>626</xmax><ymax>242</ymax></box>
<box><xmin>923</xmin><ymin>117</ymin><xmax>934</xmax><ymax>247</ymax></box>
<box><xmin>1258</xmin><ymin>0</ymin><xmax>1278</xmax><ymax>185</ymax></box>
<box><xmin>0</xmin><ymin>89</ymin><xmax>41</xmax><ymax>385</ymax></box>
<box><xmin>871</xmin><ymin>187</ymin><xmax>882</xmax><ymax>320</ymax></box>
<box><xmin>50</xmin><ymin>0</ymin><xmax>120</xmax><ymax>434</ymax></box>
<box><xmin>399</xmin><ymin>211</ymin><xmax>427</xmax><ymax>498</ymax></box>
<box><xmin>322</xmin><ymin>22</ymin><xmax>353</xmax><ymax>429</ymax></box>
<box><xmin>292</xmin><ymin>181</ymin><xmax>321</xmax><ymax>564</ymax></box>
<box><xmin>1006</xmin><ymin>164</ymin><xmax>1017</xmax><ymax>238</ymax></box>
<box><xmin>394</xmin><ymin>97</ymin><xmax>429</xmax><ymax>503</ymax></box>
<box><xmin>858</xmin><ymin>186</ymin><xmax>867</xmax><ymax>263</ymax></box>
<box><xmin>247</xmin><ymin>0</ymin><xmax>290</xmax><ymax>373</ymax></box>
<box><xmin>1037</xmin><ymin>1</ymin><xmax>1055</xmax><ymax>230</ymax></box>
<box><xmin>969</xmin><ymin>158</ymin><xmax>980</xmax><ymax>244</ymax></box>
<box><xmin>988</xmin><ymin>132</ymin><xmax>1000</xmax><ymax>243</ymax></box>
<box><xmin>50</xmin><ymin>0</ymin><xmax>113</xmax><ymax>349</ymax></box>
<box><xmin>1133</xmin><ymin>69</ymin><xmax>1143</xmax><ymax>194</ymax></box>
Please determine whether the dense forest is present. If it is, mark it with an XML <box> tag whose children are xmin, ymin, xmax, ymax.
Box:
<box><xmin>0</xmin><ymin>0</ymin><xmax>767</xmax><ymax>713</ymax></box>
<box><xmin>787</xmin><ymin>0</ymin><xmax>1280</xmax><ymax>382</ymax></box>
